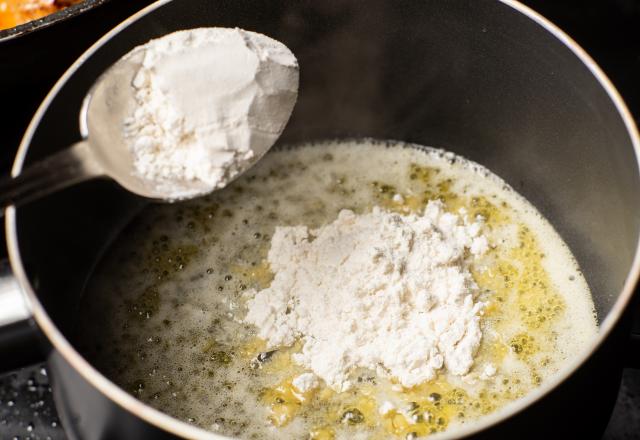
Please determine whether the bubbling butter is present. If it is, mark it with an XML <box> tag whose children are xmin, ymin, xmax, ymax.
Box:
<box><xmin>75</xmin><ymin>140</ymin><xmax>598</xmax><ymax>439</ymax></box>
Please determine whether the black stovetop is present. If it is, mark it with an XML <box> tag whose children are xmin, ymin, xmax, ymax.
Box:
<box><xmin>1</xmin><ymin>1</ymin><xmax>640</xmax><ymax>439</ymax></box>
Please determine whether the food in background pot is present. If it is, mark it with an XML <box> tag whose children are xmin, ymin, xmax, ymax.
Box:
<box><xmin>0</xmin><ymin>0</ymin><xmax>82</xmax><ymax>30</ymax></box>
<box><xmin>76</xmin><ymin>140</ymin><xmax>598</xmax><ymax>439</ymax></box>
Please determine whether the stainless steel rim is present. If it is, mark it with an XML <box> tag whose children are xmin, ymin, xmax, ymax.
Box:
<box><xmin>6</xmin><ymin>0</ymin><xmax>640</xmax><ymax>439</ymax></box>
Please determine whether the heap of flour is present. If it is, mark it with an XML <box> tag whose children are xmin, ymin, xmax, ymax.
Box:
<box><xmin>123</xmin><ymin>28</ymin><xmax>299</xmax><ymax>199</ymax></box>
<box><xmin>244</xmin><ymin>201</ymin><xmax>490</xmax><ymax>391</ymax></box>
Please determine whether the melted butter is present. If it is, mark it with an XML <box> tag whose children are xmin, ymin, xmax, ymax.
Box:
<box><xmin>309</xmin><ymin>427</ymin><xmax>335</xmax><ymax>440</ymax></box>
<box><xmin>231</xmin><ymin>260</ymin><xmax>273</xmax><ymax>290</ymax></box>
<box><xmin>76</xmin><ymin>140</ymin><xmax>597</xmax><ymax>439</ymax></box>
<box><xmin>244</xmin><ymin>187</ymin><xmax>569</xmax><ymax>438</ymax></box>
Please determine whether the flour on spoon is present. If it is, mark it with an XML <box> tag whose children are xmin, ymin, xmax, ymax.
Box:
<box><xmin>123</xmin><ymin>27</ymin><xmax>299</xmax><ymax>199</ymax></box>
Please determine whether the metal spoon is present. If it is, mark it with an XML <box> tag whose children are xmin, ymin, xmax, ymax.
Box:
<box><xmin>0</xmin><ymin>41</ymin><xmax>295</xmax><ymax>213</ymax></box>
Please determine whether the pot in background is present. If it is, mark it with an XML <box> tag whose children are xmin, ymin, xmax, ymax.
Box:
<box><xmin>1</xmin><ymin>0</ymin><xmax>639</xmax><ymax>439</ymax></box>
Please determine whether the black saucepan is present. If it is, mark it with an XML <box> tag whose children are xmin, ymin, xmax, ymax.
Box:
<box><xmin>1</xmin><ymin>0</ymin><xmax>639</xmax><ymax>439</ymax></box>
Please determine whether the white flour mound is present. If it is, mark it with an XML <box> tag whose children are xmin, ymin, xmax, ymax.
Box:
<box><xmin>244</xmin><ymin>201</ymin><xmax>489</xmax><ymax>391</ymax></box>
<box><xmin>123</xmin><ymin>28</ymin><xmax>299</xmax><ymax>199</ymax></box>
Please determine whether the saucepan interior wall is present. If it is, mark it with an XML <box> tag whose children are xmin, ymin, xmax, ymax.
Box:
<box><xmin>14</xmin><ymin>0</ymin><xmax>639</xmax><ymax>343</ymax></box>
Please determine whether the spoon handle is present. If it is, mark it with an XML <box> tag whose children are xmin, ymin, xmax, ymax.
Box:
<box><xmin>0</xmin><ymin>141</ymin><xmax>102</xmax><ymax>215</ymax></box>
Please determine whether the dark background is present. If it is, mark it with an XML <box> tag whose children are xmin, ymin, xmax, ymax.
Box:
<box><xmin>1</xmin><ymin>0</ymin><xmax>639</xmax><ymax>438</ymax></box>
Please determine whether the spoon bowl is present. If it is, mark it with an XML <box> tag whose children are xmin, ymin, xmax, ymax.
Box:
<box><xmin>0</xmin><ymin>28</ymin><xmax>297</xmax><ymax>211</ymax></box>
<box><xmin>81</xmin><ymin>49</ymin><xmax>159</xmax><ymax>199</ymax></box>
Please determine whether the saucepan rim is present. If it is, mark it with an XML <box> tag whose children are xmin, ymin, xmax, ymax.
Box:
<box><xmin>5</xmin><ymin>0</ymin><xmax>640</xmax><ymax>438</ymax></box>
<box><xmin>0</xmin><ymin>0</ymin><xmax>111</xmax><ymax>43</ymax></box>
